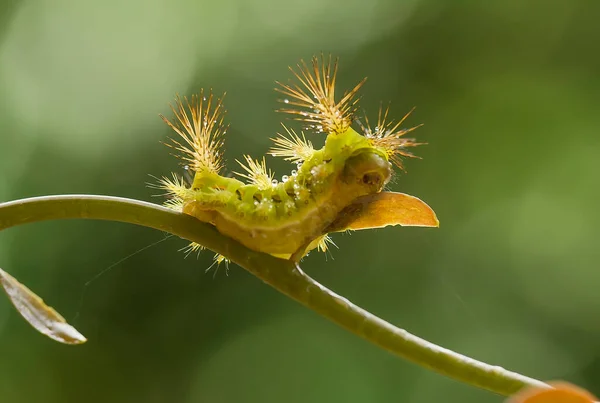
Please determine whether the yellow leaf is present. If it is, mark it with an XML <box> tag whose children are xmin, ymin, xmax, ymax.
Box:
<box><xmin>0</xmin><ymin>267</ymin><xmax>86</xmax><ymax>345</ymax></box>
<box><xmin>325</xmin><ymin>191</ymin><xmax>439</xmax><ymax>233</ymax></box>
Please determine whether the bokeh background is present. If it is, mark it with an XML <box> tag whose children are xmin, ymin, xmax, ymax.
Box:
<box><xmin>1</xmin><ymin>0</ymin><xmax>599</xmax><ymax>402</ymax></box>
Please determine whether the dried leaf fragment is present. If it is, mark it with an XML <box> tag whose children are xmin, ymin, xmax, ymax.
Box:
<box><xmin>326</xmin><ymin>191</ymin><xmax>439</xmax><ymax>233</ymax></box>
<box><xmin>0</xmin><ymin>267</ymin><xmax>86</xmax><ymax>345</ymax></box>
<box><xmin>506</xmin><ymin>382</ymin><xmax>596</xmax><ymax>403</ymax></box>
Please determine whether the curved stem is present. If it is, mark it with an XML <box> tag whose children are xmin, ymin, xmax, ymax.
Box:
<box><xmin>0</xmin><ymin>194</ymin><xmax>547</xmax><ymax>396</ymax></box>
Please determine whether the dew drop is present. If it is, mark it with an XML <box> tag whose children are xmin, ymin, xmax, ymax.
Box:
<box><xmin>291</xmin><ymin>170</ymin><xmax>297</xmax><ymax>176</ymax></box>
<box><xmin>271</xmin><ymin>179</ymin><xmax>278</xmax><ymax>186</ymax></box>
<box><xmin>283</xmin><ymin>99</ymin><xmax>289</xmax><ymax>104</ymax></box>
<box><xmin>296</xmin><ymin>162</ymin><xmax>303</xmax><ymax>169</ymax></box>
<box><xmin>281</xmin><ymin>175</ymin><xmax>289</xmax><ymax>183</ymax></box>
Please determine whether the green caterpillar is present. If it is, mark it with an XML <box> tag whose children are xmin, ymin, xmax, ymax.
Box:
<box><xmin>157</xmin><ymin>55</ymin><xmax>439</xmax><ymax>264</ymax></box>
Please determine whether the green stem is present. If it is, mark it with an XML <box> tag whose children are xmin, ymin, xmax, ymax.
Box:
<box><xmin>0</xmin><ymin>194</ymin><xmax>547</xmax><ymax>396</ymax></box>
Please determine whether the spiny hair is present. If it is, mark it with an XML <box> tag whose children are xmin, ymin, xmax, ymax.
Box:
<box><xmin>160</xmin><ymin>89</ymin><xmax>228</xmax><ymax>174</ymax></box>
<box><xmin>359</xmin><ymin>104</ymin><xmax>424</xmax><ymax>170</ymax></box>
<box><xmin>234</xmin><ymin>155</ymin><xmax>274</xmax><ymax>189</ymax></box>
<box><xmin>275</xmin><ymin>54</ymin><xmax>366</xmax><ymax>135</ymax></box>
<box><xmin>147</xmin><ymin>173</ymin><xmax>189</xmax><ymax>211</ymax></box>
<box><xmin>268</xmin><ymin>124</ymin><xmax>314</xmax><ymax>163</ymax></box>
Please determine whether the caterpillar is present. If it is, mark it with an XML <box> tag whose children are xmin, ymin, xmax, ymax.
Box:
<box><xmin>157</xmin><ymin>55</ymin><xmax>439</xmax><ymax>264</ymax></box>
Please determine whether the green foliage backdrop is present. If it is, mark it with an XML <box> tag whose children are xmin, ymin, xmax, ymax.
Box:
<box><xmin>0</xmin><ymin>0</ymin><xmax>599</xmax><ymax>402</ymax></box>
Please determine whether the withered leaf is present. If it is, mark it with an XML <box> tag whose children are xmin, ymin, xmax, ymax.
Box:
<box><xmin>326</xmin><ymin>191</ymin><xmax>439</xmax><ymax>233</ymax></box>
<box><xmin>506</xmin><ymin>381</ymin><xmax>596</xmax><ymax>403</ymax></box>
<box><xmin>0</xmin><ymin>267</ymin><xmax>86</xmax><ymax>345</ymax></box>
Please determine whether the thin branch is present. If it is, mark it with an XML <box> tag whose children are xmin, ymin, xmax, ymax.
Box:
<box><xmin>0</xmin><ymin>194</ymin><xmax>548</xmax><ymax>396</ymax></box>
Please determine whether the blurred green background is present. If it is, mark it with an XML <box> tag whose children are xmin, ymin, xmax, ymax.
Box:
<box><xmin>1</xmin><ymin>0</ymin><xmax>599</xmax><ymax>402</ymax></box>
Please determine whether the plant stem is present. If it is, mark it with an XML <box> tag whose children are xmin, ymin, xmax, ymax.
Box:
<box><xmin>0</xmin><ymin>194</ymin><xmax>547</xmax><ymax>396</ymax></box>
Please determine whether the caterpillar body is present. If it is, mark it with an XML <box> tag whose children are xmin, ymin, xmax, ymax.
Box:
<box><xmin>157</xmin><ymin>55</ymin><xmax>439</xmax><ymax>263</ymax></box>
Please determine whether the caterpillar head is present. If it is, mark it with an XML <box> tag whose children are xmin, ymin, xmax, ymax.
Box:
<box><xmin>342</xmin><ymin>147</ymin><xmax>392</xmax><ymax>193</ymax></box>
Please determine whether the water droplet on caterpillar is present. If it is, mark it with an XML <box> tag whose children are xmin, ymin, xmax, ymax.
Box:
<box><xmin>281</xmin><ymin>175</ymin><xmax>289</xmax><ymax>183</ymax></box>
<box><xmin>271</xmin><ymin>179</ymin><xmax>278</xmax><ymax>186</ymax></box>
<box><xmin>283</xmin><ymin>99</ymin><xmax>289</xmax><ymax>104</ymax></box>
<box><xmin>296</xmin><ymin>162</ymin><xmax>303</xmax><ymax>169</ymax></box>
<box><xmin>291</xmin><ymin>170</ymin><xmax>297</xmax><ymax>176</ymax></box>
